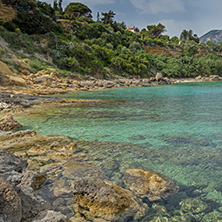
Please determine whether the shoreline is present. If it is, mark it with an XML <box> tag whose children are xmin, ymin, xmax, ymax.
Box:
<box><xmin>0</xmin><ymin>76</ymin><xmax>221</xmax><ymax>114</ymax></box>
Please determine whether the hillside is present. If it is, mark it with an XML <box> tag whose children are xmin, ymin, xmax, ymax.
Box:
<box><xmin>0</xmin><ymin>0</ymin><xmax>222</xmax><ymax>86</ymax></box>
<box><xmin>200</xmin><ymin>30</ymin><xmax>222</xmax><ymax>44</ymax></box>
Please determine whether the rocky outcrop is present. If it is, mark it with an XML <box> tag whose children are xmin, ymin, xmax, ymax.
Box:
<box><xmin>71</xmin><ymin>178</ymin><xmax>148</xmax><ymax>221</ymax></box>
<box><xmin>0</xmin><ymin>150</ymin><xmax>69</xmax><ymax>222</ymax></box>
<box><xmin>0</xmin><ymin>114</ymin><xmax>22</xmax><ymax>131</ymax></box>
<box><xmin>0</xmin><ymin>92</ymin><xmax>63</xmax><ymax>109</ymax></box>
<box><xmin>0</xmin><ymin>177</ymin><xmax>22</xmax><ymax>222</ymax></box>
<box><xmin>124</xmin><ymin>168</ymin><xmax>179</xmax><ymax>201</ymax></box>
<box><xmin>0</xmin><ymin>150</ymin><xmax>27</xmax><ymax>184</ymax></box>
<box><xmin>0</xmin><ymin>61</ymin><xmax>26</xmax><ymax>86</ymax></box>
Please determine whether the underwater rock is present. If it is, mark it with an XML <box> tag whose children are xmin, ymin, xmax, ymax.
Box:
<box><xmin>0</xmin><ymin>114</ymin><xmax>22</xmax><ymax>131</ymax></box>
<box><xmin>202</xmin><ymin>211</ymin><xmax>222</xmax><ymax>222</ymax></box>
<box><xmin>19</xmin><ymin>170</ymin><xmax>46</xmax><ymax>191</ymax></box>
<box><xmin>180</xmin><ymin>198</ymin><xmax>209</xmax><ymax>214</ymax></box>
<box><xmin>32</xmin><ymin>210</ymin><xmax>70</xmax><ymax>222</ymax></box>
<box><xmin>0</xmin><ymin>176</ymin><xmax>22</xmax><ymax>222</ymax></box>
<box><xmin>124</xmin><ymin>168</ymin><xmax>179</xmax><ymax>201</ymax></box>
<box><xmin>71</xmin><ymin>178</ymin><xmax>148</xmax><ymax>221</ymax></box>
<box><xmin>62</xmin><ymin>161</ymin><xmax>107</xmax><ymax>180</ymax></box>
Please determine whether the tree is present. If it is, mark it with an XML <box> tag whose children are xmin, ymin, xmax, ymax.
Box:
<box><xmin>170</xmin><ymin>36</ymin><xmax>180</xmax><ymax>44</ymax></box>
<box><xmin>180</xmin><ymin>29</ymin><xmax>199</xmax><ymax>43</ymax></box>
<box><xmin>97</xmin><ymin>12</ymin><xmax>100</xmax><ymax>21</ymax></box>
<box><xmin>64</xmin><ymin>3</ymin><xmax>92</xmax><ymax>19</ymax></box>
<box><xmin>147</xmin><ymin>23</ymin><xmax>166</xmax><ymax>38</ymax></box>
<box><xmin>58</xmin><ymin>0</ymin><xmax>62</xmax><ymax>12</ymax></box>
<box><xmin>101</xmin><ymin>10</ymin><xmax>115</xmax><ymax>24</ymax></box>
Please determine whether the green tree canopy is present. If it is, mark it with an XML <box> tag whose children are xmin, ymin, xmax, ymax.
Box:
<box><xmin>64</xmin><ymin>3</ymin><xmax>92</xmax><ymax>19</ymax></box>
<box><xmin>180</xmin><ymin>29</ymin><xmax>199</xmax><ymax>43</ymax></box>
<box><xmin>101</xmin><ymin>10</ymin><xmax>115</xmax><ymax>24</ymax></box>
<box><xmin>147</xmin><ymin>23</ymin><xmax>166</xmax><ymax>38</ymax></box>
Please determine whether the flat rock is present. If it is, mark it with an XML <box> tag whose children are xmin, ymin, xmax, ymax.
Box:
<box><xmin>62</xmin><ymin>161</ymin><xmax>106</xmax><ymax>180</ymax></box>
<box><xmin>124</xmin><ymin>168</ymin><xmax>179</xmax><ymax>201</ymax></box>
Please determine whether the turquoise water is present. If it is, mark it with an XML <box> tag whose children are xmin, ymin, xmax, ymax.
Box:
<box><xmin>16</xmin><ymin>81</ymin><xmax>222</xmax><ymax>219</ymax></box>
<box><xmin>18</xmin><ymin>82</ymin><xmax>222</xmax><ymax>148</ymax></box>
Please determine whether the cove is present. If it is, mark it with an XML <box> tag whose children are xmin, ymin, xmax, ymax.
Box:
<box><xmin>15</xmin><ymin>81</ymin><xmax>222</xmax><ymax>219</ymax></box>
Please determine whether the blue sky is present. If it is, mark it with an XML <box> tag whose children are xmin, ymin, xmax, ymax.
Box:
<box><xmin>48</xmin><ymin>0</ymin><xmax>222</xmax><ymax>37</ymax></box>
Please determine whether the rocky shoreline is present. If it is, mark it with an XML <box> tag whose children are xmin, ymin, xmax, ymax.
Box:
<box><xmin>1</xmin><ymin>119</ymin><xmax>222</xmax><ymax>221</ymax></box>
<box><xmin>1</xmin><ymin>73</ymin><xmax>222</xmax><ymax>221</ymax></box>
<box><xmin>1</xmin><ymin>72</ymin><xmax>222</xmax><ymax>115</ymax></box>
<box><xmin>0</xmin><ymin>119</ymin><xmax>180</xmax><ymax>222</ymax></box>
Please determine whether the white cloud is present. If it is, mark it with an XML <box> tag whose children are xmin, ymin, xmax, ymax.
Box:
<box><xmin>130</xmin><ymin>0</ymin><xmax>185</xmax><ymax>14</ymax></box>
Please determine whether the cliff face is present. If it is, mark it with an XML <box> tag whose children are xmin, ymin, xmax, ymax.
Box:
<box><xmin>0</xmin><ymin>0</ymin><xmax>17</xmax><ymax>22</ymax></box>
<box><xmin>200</xmin><ymin>30</ymin><xmax>222</xmax><ymax>44</ymax></box>
<box><xmin>143</xmin><ymin>45</ymin><xmax>183</xmax><ymax>58</ymax></box>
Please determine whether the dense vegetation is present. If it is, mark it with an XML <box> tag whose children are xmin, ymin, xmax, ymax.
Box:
<box><xmin>1</xmin><ymin>0</ymin><xmax>222</xmax><ymax>79</ymax></box>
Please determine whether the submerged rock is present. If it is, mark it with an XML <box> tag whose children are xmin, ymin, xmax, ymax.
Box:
<box><xmin>62</xmin><ymin>161</ymin><xmax>106</xmax><ymax>180</ymax></box>
<box><xmin>32</xmin><ymin>210</ymin><xmax>70</xmax><ymax>222</ymax></box>
<box><xmin>0</xmin><ymin>114</ymin><xmax>22</xmax><ymax>131</ymax></box>
<box><xmin>71</xmin><ymin>178</ymin><xmax>148</xmax><ymax>221</ymax></box>
<box><xmin>124</xmin><ymin>168</ymin><xmax>179</xmax><ymax>201</ymax></box>
<box><xmin>180</xmin><ymin>198</ymin><xmax>209</xmax><ymax>214</ymax></box>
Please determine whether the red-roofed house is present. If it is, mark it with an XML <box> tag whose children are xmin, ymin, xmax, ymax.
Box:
<box><xmin>126</xmin><ymin>27</ymin><xmax>140</xmax><ymax>34</ymax></box>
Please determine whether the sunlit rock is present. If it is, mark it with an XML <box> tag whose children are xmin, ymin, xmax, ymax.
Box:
<box><xmin>124</xmin><ymin>168</ymin><xmax>179</xmax><ymax>201</ymax></box>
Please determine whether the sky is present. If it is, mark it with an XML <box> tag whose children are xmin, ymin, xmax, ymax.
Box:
<box><xmin>47</xmin><ymin>0</ymin><xmax>222</xmax><ymax>38</ymax></box>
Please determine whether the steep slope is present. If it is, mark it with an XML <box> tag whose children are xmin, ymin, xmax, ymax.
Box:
<box><xmin>200</xmin><ymin>30</ymin><xmax>222</xmax><ymax>44</ymax></box>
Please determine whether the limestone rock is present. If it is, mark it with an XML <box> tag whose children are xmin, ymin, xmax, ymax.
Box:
<box><xmin>72</xmin><ymin>178</ymin><xmax>148</xmax><ymax>221</ymax></box>
<box><xmin>0</xmin><ymin>114</ymin><xmax>22</xmax><ymax>131</ymax></box>
<box><xmin>32</xmin><ymin>210</ymin><xmax>70</xmax><ymax>222</ymax></box>
<box><xmin>155</xmin><ymin>73</ymin><xmax>163</xmax><ymax>81</ymax></box>
<box><xmin>0</xmin><ymin>177</ymin><xmax>22</xmax><ymax>222</ymax></box>
<box><xmin>124</xmin><ymin>168</ymin><xmax>179</xmax><ymax>201</ymax></box>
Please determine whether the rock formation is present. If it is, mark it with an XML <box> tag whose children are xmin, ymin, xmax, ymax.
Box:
<box><xmin>0</xmin><ymin>114</ymin><xmax>22</xmax><ymax>131</ymax></box>
<box><xmin>124</xmin><ymin>168</ymin><xmax>179</xmax><ymax>201</ymax></box>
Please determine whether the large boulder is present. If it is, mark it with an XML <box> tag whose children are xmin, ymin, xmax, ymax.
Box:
<box><xmin>0</xmin><ymin>150</ymin><xmax>27</xmax><ymax>184</ymax></box>
<box><xmin>16</xmin><ymin>187</ymin><xmax>50</xmax><ymax>222</ymax></box>
<box><xmin>0</xmin><ymin>177</ymin><xmax>22</xmax><ymax>222</ymax></box>
<box><xmin>155</xmin><ymin>73</ymin><xmax>163</xmax><ymax>81</ymax></box>
<box><xmin>124</xmin><ymin>168</ymin><xmax>179</xmax><ymax>201</ymax></box>
<box><xmin>72</xmin><ymin>178</ymin><xmax>148</xmax><ymax>221</ymax></box>
<box><xmin>0</xmin><ymin>114</ymin><xmax>22</xmax><ymax>131</ymax></box>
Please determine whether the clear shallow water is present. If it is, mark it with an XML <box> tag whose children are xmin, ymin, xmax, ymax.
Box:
<box><xmin>18</xmin><ymin>82</ymin><xmax>222</xmax><ymax>147</ymax></box>
<box><xmin>16</xmin><ymin>82</ymin><xmax>222</xmax><ymax>218</ymax></box>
